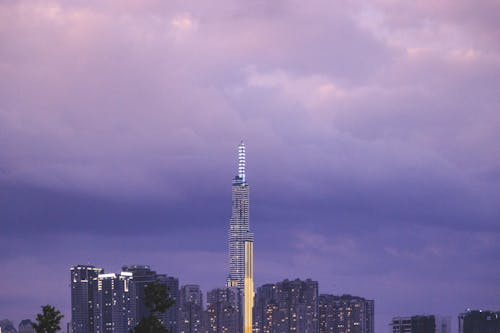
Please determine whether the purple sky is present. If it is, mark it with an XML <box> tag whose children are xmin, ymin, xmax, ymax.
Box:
<box><xmin>1</xmin><ymin>1</ymin><xmax>500</xmax><ymax>332</ymax></box>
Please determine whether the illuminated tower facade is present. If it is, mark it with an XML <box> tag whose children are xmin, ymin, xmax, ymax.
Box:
<box><xmin>227</xmin><ymin>141</ymin><xmax>254</xmax><ymax>333</ymax></box>
<box><xmin>319</xmin><ymin>294</ymin><xmax>373</xmax><ymax>333</ymax></box>
<box><xmin>96</xmin><ymin>272</ymin><xmax>134</xmax><ymax>333</ymax></box>
<box><xmin>71</xmin><ymin>265</ymin><xmax>103</xmax><ymax>333</ymax></box>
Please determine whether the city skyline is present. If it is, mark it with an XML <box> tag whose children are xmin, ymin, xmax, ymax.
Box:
<box><xmin>67</xmin><ymin>262</ymin><xmax>376</xmax><ymax>333</ymax></box>
<box><xmin>2</xmin><ymin>261</ymin><xmax>498</xmax><ymax>333</ymax></box>
<box><xmin>1</xmin><ymin>1</ymin><xmax>500</xmax><ymax>333</ymax></box>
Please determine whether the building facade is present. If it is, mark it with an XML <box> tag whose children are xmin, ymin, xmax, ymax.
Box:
<box><xmin>206</xmin><ymin>287</ymin><xmax>242</xmax><ymax>333</ymax></box>
<box><xmin>391</xmin><ymin>317</ymin><xmax>412</xmax><ymax>333</ymax></box>
<box><xmin>157</xmin><ymin>274</ymin><xmax>180</xmax><ymax>333</ymax></box>
<box><xmin>253</xmin><ymin>279</ymin><xmax>319</xmax><ymax>333</ymax></box>
<box><xmin>121</xmin><ymin>265</ymin><xmax>157</xmax><ymax>325</ymax></box>
<box><xmin>70</xmin><ymin>265</ymin><xmax>103</xmax><ymax>333</ymax></box>
<box><xmin>179</xmin><ymin>285</ymin><xmax>204</xmax><ymax>333</ymax></box>
<box><xmin>121</xmin><ymin>265</ymin><xmax>179</xmax><ymax>333</ymax></box>
<box><xmin>227</xmin><ymin>141</ymin><xmax>254</xmax><ymax>333</ymax></box>
<box><xmin>18</xmin><ymin>320</ymin><xmax>34</xmax><ymax>333</ymax></box>
<box><xmin>459</xmin><ymin>310</ymin><xmax>500</xmax><ymax>333</ymax></box>
<box><xmin>96</xmin><ymin>272</ymin><xmax>134</xmax><ymax>333</ymax></box>
<box><xmin>435</xmin><ymin>317</ymin><xmax>451</xmax><ymax>333</ymax></box>
<box><xmin>71</xmin><ymin>264</ymin><xmax>178</xmax><ymax>333</ymax></box>
<box><xmin>253</xmin><ymin>284</ymin><xmax>279</xmax><ymax>333</ymax></box>
<box><xmin>391</xmin><ymin>316</ymin><xmax>435</xmax><ymax>333</ymax></box>
<box><xmin>319</xmin><ymin>294</ymin><xmax>374</xmax><ymax>333</ymax></box>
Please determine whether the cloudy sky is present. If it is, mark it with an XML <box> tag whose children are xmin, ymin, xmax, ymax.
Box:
<box><xmin>1</xmin><ymin>0</ymin><xmax>500</xmax><ymax>332</ymax></box>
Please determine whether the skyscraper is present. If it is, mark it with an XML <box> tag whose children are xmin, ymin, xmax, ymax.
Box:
<box><xmin>71</xmin><ymin>264</ymin><xmax>179</xmax><ymax>333</ymax></box>
<box><xmin>227</xmin><ymin>141</ymin><xmax>254</xmax><ymax>333</ymax></box>
<box><xmin>319</xmin><ymin>294</ymin><xmax>374</xmax><ymax>333</ymax></box>
<box><xmin>253</xmin><ymin>284</ymin><xmax>279</xmax><ymax>333</ymax></box>
<box><xmin>253</xmin><ymin>278</ymin><xmax>319</xmax><ymax>333</ymax></box>
<box><xmin>121</xmin><ymin>265</ymin><xmax>179</xmax><ymax>333</ymax></box>
<box><xmin>121</xmin><ymin>265</ymin><xmax>157</xmax><ymax>324</ymax></box>
<box><xmin>96</xmin><ymin>272</ymin><xmax>134</xmax><ymax>333</ymax></box>
<box><xmin>157</xmin><ymin>274</ymin><xmax>180</xmax><ymax>333</ymax></box>
<box><xmin>390</xmin><ymin>315</ymin><xmax>435</xmax><ymax>333</ymax></box>
<box><xmin>179</xmin><ymin>285</ymin><xmax>204</xmax><ymax>333</ymax></box>
<box><xmin>70</xmin><ymin>265</ymin><xmax>103</xmax><ymax>333</ymax></box>
<box><xmin>458</xmin><ymin>310</ymin><xmax>500</xmax><ymax>333</ymax></box>
<box><xmin>391</xmin><ymin>317</ymin><xmax>412</xmax><ymax>333</ymax></box>
<box><xmin>206</xmin><ymin>287</ymin><xmax>242</xmax><ymax>333</ymax></box>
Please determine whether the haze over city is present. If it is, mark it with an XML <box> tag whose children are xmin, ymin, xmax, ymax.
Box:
<box><xmin>1</xmin><ymin>1</ymin><xmax>500</xmax><ymax>333</ymax></box>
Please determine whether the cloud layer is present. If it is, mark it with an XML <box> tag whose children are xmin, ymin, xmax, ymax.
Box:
<box><xmin>1</xmin><ymin>1</ymin><xmax>499</xmax><ymax>332</ymax></box>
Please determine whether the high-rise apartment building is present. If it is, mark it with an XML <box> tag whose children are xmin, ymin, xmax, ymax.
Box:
<box><xmin>435</xmin><ymin>316</ymin><xmax>451</xmax><ymax>333</ymax></box>
<box><xmin>71</xmin><ymin>265</ymin><xmax>103</xmax><ymax>333</ymax></box>
<box><xmin>121</xmin><ymin>265</ymin><xmax>179</xmax><ymax>333</ymax></box>
<box><xmin>206</xmin><ymin>287</ymin><xmax>242</xmax><ymax>333</ymax></box>
<box><xmin>253</xmin><ymin>279</ymin><xmax>319</xmax><ymax>333</ymax></box>
<box><xmin>319</xmin><ymin>294</ymin><xmax>374</xmax><ymax>333</ymax></box>
<box><xmin>391</xmin><ymin>315</ymin><xmax>435</xmax><ymax>333</ymax></box>
<box><xmin>71</xmin><ymin>264</ymin><xmax>179</xmax><ymax>333</ymax></box>
<box><xmin>96</xmin><ymin>272</ymin><xmax>134</xmax><ymax>333</ymax></box>
<box><xmin>121</xmin><ymin>265</ymin><xmax>156</xmax><ymax>323</ymax></box>
<box><xmin>391</xmin><ymin>317</ymin><xmax>412</xmax><ymax>333</ymax></box>
<box><xmin>179</xmin><ymin>285</ymin><xmax>204</xmax><ymax>333</ymax></box>
<box><xmin>459</xmin><ymin>310</ymin><xmax>500</xmax><ymax>333</ymax></box>
<box><xmin>253</xmin><ymin>284</ymin><xmax>279</xmax><ymax>333</ymax></box>
<box><xmin>180</xmin><ymin>284</ymin><xmax>203</xmax><ymax>307</ymax></box>
<box><xmin>18</xmin><ymin>319</ymin><xmax>34</xmax><ymax>333</ymax></box>
<box><xmin>227</xmin><ymin>141</ymin><xmax>254</xmax><ymax>333</ymax></box>
<box><xmin>157</xmin><ymin>274</ymin><xmax>180</xmax><ymax>333</ymax></box>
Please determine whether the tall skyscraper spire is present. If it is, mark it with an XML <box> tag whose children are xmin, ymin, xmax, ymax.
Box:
<box><xmin>238</xmin><ymin>141</ymin><xmax>246</xmax><ymax>182</ymax></box>
<box><xmin>227</xmin><ymin>141</ymin><xmax>254</xmax><ymax>333</ymax></box>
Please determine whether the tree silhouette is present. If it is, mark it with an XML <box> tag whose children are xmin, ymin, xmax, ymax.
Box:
<box><xmin>132</xmin><ymin>316</ymin><xmax>169</xmax><ymax>333</ymax></box>
<box><xmin>132</xmin><ymin>281</ymin><xmax>175</xmax><ymax>333</ymax></box>
<box><xmin>32</xmin><ymin>305</ymin><xmax>63</xmax><ymax>333</ymax></box>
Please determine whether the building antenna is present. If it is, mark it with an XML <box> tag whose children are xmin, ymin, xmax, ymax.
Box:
<box><xmin>238</xmin><ymin>141</ymin><xmax>246</xmax><ymax>181</ymax></box>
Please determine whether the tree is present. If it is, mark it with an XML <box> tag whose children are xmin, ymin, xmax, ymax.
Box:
<box><xmin>132</xmin><ymin>316</ymin><xmax>169</xmax><ymax>333</ymax></box>
<box><xmin>32</xmin><ymin>305</ymin><xmax>63</xmax><ymax>333</ymax></box>
<box><xmin>131</xmin><ymin>281</ymin><xmax>175</xmax><ymax>333</ymax></box>
<box><xmin>144</xmin><ymin>281</ymin><xmax>175</xmax><ymax>314</ymax></box>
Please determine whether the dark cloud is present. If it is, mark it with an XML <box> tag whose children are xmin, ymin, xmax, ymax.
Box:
<box><xmin>1</xmin><ymin>1</ymin><xmax>499</xmax><ymax>332</ymax></box>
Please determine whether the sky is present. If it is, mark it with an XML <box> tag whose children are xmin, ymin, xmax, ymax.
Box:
<box><xmin>1</xmin><ymin>0</ymin><xmax>500</xmax><ymax>332</ymax></box>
